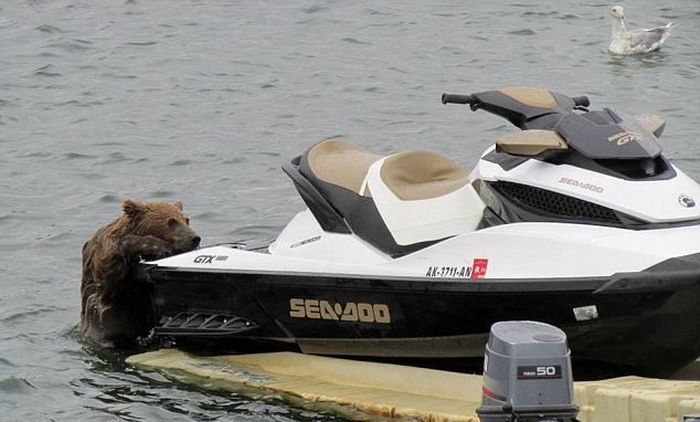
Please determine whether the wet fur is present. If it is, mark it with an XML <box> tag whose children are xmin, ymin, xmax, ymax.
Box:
<box><xmin>80</xmin><ymin>200</ymin><xmax>200</xmax><ymax>347</ymax></box>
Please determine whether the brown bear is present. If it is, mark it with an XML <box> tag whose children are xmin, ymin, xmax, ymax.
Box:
<box><xmin>81</xmin><ymin>199</ymin><xmax>201</xmax><ymax>348</ymax></box>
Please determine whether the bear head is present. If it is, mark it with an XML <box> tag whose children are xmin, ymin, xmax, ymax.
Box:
<box><xmin>122</xmin><ymin>199</ymin><xmax>201</xmax><ymax>254</ymax></box>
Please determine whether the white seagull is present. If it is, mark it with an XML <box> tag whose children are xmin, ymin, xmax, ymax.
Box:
<box><xmin>608</xmin><ymin>5</ymin><xmax>674</xmax><ymax>55</ymax></box>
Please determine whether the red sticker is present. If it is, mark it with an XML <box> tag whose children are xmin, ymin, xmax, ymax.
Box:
<box><xmin>470</xmin><ymin>258</ymin><xmax>489</xmax><ymax>279</ymax></box>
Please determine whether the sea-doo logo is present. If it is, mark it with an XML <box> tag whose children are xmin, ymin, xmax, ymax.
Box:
<box><xmin>558</xmin><ymin>177</ymin><xmax>604</xmax><ymax>193</ymax></box>
<box><xmin>679</xmin><ymin>194</ymin><xmax>696</xmax><ymax>208</ymax></box>
<box><xmin>289</xmin><ymin>298</ymin><xmax>391</xmax><ymax>324</ymax></box>
<box><xmin>607</xmin><ymin>131</ymin><xmax>641</xmax><ymax>146</ymax></box>
<box><xmin>193</xmin><ymin>255</ymin><xmax>228</xmax><ymax>263</ymax></box>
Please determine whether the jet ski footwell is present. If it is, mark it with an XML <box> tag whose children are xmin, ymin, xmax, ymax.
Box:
<box><xmin>126</xmin><ymin>349</ymin><xmax>700</xmax><ymax>422</ymax></box>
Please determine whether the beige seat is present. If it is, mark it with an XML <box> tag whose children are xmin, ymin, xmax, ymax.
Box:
<box><xmin>298</xmin><ymin>139</ymin><xmax>484</xmax><ymax>251</ymax></box>
<box><xmin>379</xmin><ymin>150</ymin><xmax>470</xmax><ymax>200</ymax></box>
<box><xmin>306</xmin><ymin>139</ymin><xmax>380</xmax><ymax>195</ymax></box>
<box><xmin>499</xmin><ymin>86</ymin><xmax>557</xmax><ymax>109</ymax></box>
<box><xmin>366</xmin><ymin>151</ymin><xmax>485</xmax><ymax>246</ymax></box>
<box><xmin>496</xmin><ymin>130</ymin><xmax>569</xmax><ymax>156</ymax></box>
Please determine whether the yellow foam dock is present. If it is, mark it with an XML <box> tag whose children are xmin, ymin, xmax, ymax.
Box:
<box><xmin>576</xmin><ymin>377</ymin><xmax>700</xmax><ymax>422</ymax></box>
<box><xmin>126</xmin><ymin>349</ymin><xmax>700</xmax><ymax>422</ymax></box>
<box><xmin>127</xmin><ymin>349</ymin><xmax>482</xmax><ymax>421</ymax></box>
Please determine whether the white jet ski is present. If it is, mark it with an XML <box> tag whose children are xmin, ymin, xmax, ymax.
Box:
<box><xmin>136</xmin><ymin>86</ymin><xmax>700</xmax><ymax>377</ymax></box>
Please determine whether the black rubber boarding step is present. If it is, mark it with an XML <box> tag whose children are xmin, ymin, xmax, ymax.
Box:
<box><xmin>153</xmin><ymin>312</ymin><xmax>258</xmax><ymax>337</ymax></box>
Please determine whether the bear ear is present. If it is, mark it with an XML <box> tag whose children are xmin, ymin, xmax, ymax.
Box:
<box><xmin>122</xmin><ymin>199</ymin><xmax>146</xmax><ymax>219</ymax></box>
<box><xmin>173</xmin><ymin>201</ymin><xmax>183</xmax><ymax>211</ymax></box>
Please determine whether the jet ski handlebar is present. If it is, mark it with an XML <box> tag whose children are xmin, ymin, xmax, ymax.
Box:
<box><xmin>441</xmin><ymin>93</ymin><xmax>477</xmax><ymax>105</ymax></box>
<box><xmin>441</xmin><ymin>92</ymin><xmax>590</xmax><ymax>108</ymax></box>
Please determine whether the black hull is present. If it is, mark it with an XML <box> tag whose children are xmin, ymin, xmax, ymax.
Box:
<box><xmin>137</xmin><ymin>264</ymin><xmax>700</xmax><ymax>379</ymax></box>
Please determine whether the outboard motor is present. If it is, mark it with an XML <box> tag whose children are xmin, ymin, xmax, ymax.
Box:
<box><xmin>477</xmin><ymin>321</ymin><xmax>579</xmax><ymax>422</ymax></box>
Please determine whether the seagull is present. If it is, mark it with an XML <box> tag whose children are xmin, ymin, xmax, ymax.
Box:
<box><xmin>608</xmin><ymin>5</ymin><xmax>674</xmax><ymax>55</ymax></box>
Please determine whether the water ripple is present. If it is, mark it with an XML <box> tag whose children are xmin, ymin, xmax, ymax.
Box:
<box><xmin>521</xmin><ymin>11</ymin><xmax>558</xmax><ymax>16</ymax></box>
<box><xmin>222</xmin><ymin>157</ymin><xmax>246</xmax><ymax>165</ymax></box>
<box><xmin>341</xmin><ymin>37</ymin><xmax>372</xmax><ymax>45</ymax></box>
<box><xmin>508</xmin><ymin>29</ymin><xmax>536</xmax><ymax>36</ymax></box>
<box><xmin>101</xmin><ymin>72</ymin><xmax>138</xmax><ymax>80</ymax></box>
<box><xmin>63</xmin><ymin>152</ymin><xmax>97</xmax><ymax>160</ymax></box>
<box><xmin>35</xmin><ymin>24</ymin><xmax>66</xmax><ymax>34</ymax></box>
<box><xmin>99</xmin><ymin>194</ymin><xmax>121</xmax><ymax>203</ymax></box>
<box><xmin>46</xmin><ymin>39</ymin><xmax>93</xmax><ymax>52</ymax></box>
<box><xmin>34</xmin><ymin>64</ymin><xmax>61</xmax><ymax>77</ymax></box>
<box><xmin>150</xmin><ymin>190</ymin><xmax>175</xmax><ymax>198</ymax></box>
<box><xmin>0</xmin><ymin>377</ymin><xmax>36</xmax><ymax>395</ymax></box>
<box><xmin>126</xmin><ymin>41</ymin><xmax>158</xmax><ymax>46</ymax></box>
<box><xmin>301</xmin><ymin>5</ymin><xmax>328</xmax><ymax>14</ymax></box>
<box><xmin>98</xmin><ymin>152</ymin><xmax>131</xmax><ymax>165</ymax></box>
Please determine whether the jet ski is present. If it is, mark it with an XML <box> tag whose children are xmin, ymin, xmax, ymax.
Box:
<box><xmin>136</xmin><ymin>86</ymin><xmax>700</xmax><ymax>377</ymax></box>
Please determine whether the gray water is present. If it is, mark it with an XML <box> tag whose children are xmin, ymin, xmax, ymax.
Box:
<box><xmin>1</xmin><ymin>0</ymin><xmax>699</xmax><ymax>420</ymax></box>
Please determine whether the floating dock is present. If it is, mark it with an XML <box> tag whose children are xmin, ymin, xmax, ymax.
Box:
<box><xmin>127</xmin><ymin>349</ymin><xmax>700</xmax><ymax>422</ymax></box>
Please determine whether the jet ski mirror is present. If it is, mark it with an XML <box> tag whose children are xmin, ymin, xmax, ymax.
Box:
<box><xmin>634</xmin><ymin>114</ymin><xmax>666</xmax><ymax>138</ymax></box>
<box><xmin>495</xmin><ymin>129</ymin><xmax>569</xmax><ymax>156</ymax></box>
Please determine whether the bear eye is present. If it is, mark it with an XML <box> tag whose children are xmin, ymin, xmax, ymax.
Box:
<box><xmin>167</xmin><ymin>218</ymin><xmax>179</xmax><ymax>228</ymax></box>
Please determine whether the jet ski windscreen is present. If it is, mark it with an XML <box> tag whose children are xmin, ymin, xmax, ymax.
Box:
<box><xmin>556</xmin><ymin>111</ymin><xmax>662</xmax><ymax>160</ymax></box>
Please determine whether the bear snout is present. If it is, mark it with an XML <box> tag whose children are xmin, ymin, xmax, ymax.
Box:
<box><xmin>178</xmin><ymin>234</ymin><xmax>201</xmax><ymax>252</ymax></box>
<box><xmin>172</xmin><ymin>225</ymin><xmax>201</xmax><ymax>252</ymax></box>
